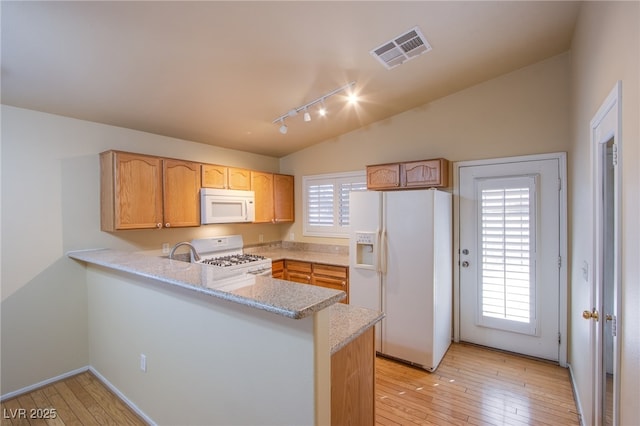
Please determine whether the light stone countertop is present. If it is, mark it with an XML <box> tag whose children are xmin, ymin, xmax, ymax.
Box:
<box><xmin>68</xmin><ymin>248</ymin><xmax>382</xmax><ymax>352</ymax></box>
<box><xmin>329</xmin><ymin>303</ymin><xmax>384</xmax><ymax>354</ymax></box>
<box><xmin>245</xmin><ymin>247</ymin><xmax>349</xmax><ymax>267</ymax></box>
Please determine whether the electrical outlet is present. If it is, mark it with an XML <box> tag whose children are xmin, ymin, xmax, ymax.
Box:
<box><xmin>140</xmin><ymin>354</ymin><xmax>147</xmax><ymax>372</ymax></box>
<box><xmin>259</xmin><ymin>234</ymin><xmax>264</xmax><ymax>243</ymax></box>
<box><xmin>289</xmin><ymin>232</ymin><xmax>295</xmax><ymax>240</ymax></box>
<box><xmin>162</xmin><ymin>243</ymin><xmax>170</xmax><ymax>254</ymax></box>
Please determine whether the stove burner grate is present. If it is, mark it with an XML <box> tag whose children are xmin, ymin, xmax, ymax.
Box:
<box><xmin>200</xmin><ymin>254</ymin><xmax>267</xmax><ymax>267</ymax></box>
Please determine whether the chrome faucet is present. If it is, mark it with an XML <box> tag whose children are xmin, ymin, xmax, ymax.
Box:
<box><xmin>169</xmin><ymin>242</ymin><xmax>201</xmax><ymax>262</ymax></box>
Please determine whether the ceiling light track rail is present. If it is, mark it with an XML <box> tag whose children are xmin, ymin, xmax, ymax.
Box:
<box><xmin>273</xmin><ymin>81</ymin><xmax>356</xmax><ymax>134</ymax></box>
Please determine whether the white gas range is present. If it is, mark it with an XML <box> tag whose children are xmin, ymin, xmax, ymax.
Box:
<box><xmin>190</xmin><ymin>235</ymin><xmax>272</xmax><ymax>280</ymax></box>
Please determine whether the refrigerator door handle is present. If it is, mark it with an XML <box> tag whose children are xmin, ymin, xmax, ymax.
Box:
<box><xmin>379</xmin><ymin>229</ymin><xmax>388</xmax><ymax>275</ymax></box>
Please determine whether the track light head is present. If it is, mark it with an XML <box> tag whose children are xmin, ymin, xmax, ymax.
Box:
<box><xmin>303</xmin><ymin>108</ymin><xmax>311</xmax><ymax>122</ymax></box>
<box><xmin>279</xmin><ymin>119</ymin><xmax>288</xmax><ymax>134</ymax></box>
<box><xmin>319</xmin><ymin>99</ymin><xmax>327</xmax><ymax>116</ymax></box>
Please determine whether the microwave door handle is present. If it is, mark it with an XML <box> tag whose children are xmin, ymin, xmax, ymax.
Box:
<box><xmin>243</xmin><ymin>200</ymin><xmax>248</xmax><ymax>220</ymax></box>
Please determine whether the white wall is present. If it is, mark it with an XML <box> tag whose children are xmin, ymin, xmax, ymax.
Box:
<box><xmin>280</xmin><ymin>52</ymin><xmax>572</xmax><ymax>245</ymax></box>
<box><xmin>87</xmin><ymin>266</ymin><xmax>328</xmax><ymax>425</ymax></box>
<box><xmin>0</xmin><ymin>106</ymin><xmax>282</xmax><ymax>395</ymax></box>
<box><xmin>569</xmin><ymin>2</ymin><xmax>640</xmax><ymax>425</ymax></box>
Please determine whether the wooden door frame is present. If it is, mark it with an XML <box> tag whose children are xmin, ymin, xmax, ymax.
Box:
<box><xmin>452</xmin><ymin>152</ymin><xmax>568</xmax><ymax>367</ymax></box>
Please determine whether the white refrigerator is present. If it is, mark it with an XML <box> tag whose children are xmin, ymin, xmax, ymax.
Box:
<box><xmin>349</xmin><ymin>189</ymin><xmax>452</xmax><ymax>371</ymax></box>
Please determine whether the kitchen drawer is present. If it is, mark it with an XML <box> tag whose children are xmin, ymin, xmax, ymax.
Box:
<box><xmin>312</xmin><ymin>276</ymin><xmax>349</xmax><ymax>304</ymax></box>
<box><xmin>285</xmin><ymin>260</ymin><xmax>312</xmax><ymax>273</ymax></box>
<box><xmin>285</xmin><ymin>260</ymin><xmax>312</xmax><ymax>284</ymax></box>
<box><xmin>313</xmin><ymin>264</ymin><xmax>348</xmax><ymax>279</ymax></box>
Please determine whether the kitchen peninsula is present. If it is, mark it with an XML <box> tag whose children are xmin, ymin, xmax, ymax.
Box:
<box><xmin>68</xmin><ymin>249</ymin><xmax>382</xmax><ymax>425</ymax></box>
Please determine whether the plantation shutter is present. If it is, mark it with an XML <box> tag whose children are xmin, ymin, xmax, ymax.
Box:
<box><xmin>303</xmin><ymin>172</ymin><xmax>366</xmax><ymax>237</ymax></box>
<box><xmin>477</xmin><ymin>176</ymin><xmax>538</xmax><ymax>335</ymax></box>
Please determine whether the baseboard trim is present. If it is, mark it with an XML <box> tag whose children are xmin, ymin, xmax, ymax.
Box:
<box><xmin>567</xmin><ymin>362</ymin><xmax>585</xmax><ymax>426</ymax></box>
<box><xmin>1</xmin><ymin>366</ymin><xmax>89</xmax><ymax>401</ymax></box>
<box><xmin>1</xmin><ymin>366</ymin><xmax>155</xmax><ymax>426</ymax></box>
<box><xmin>86</xmin><ymin>367</ymin><xmax>156</xmax><ymax>426</ymax></box>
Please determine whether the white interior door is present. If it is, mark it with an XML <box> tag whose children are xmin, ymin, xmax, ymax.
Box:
<box><xmin>458</xmin><ymin>156</ymin><xmax>563</xmax><ymax>361</ymax></box>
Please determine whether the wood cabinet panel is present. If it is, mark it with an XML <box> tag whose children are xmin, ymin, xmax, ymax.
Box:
<box><xmin>367</xmin><ymin>158</ymin><xmax>450</xmax><ymax>190</ymax></box>
<box><xmin>163</xmin><ymin>159</ymin><xmax>201</xmax><ymax>228</ymax></box>
<box><xmin>101</xmin><ymin>151</ymin><xmax>163</xmax><ymax>231</ymax></box>
<box><xmin>251</xmin><ymin>171</ymin><xmax>274</xmax><ymax>223</ymax></box>
<box><xmin>285</xmin><ymin>260</ymin><xmax>312</xmax><ymax>284</ymax></box>
<box><xmin>331</xmin><ymin>327</ymin><xmax>375</xmax><ymax>425</ymax></box>
<box><xmin>271</xmin><ymin>260</ymin><xmax>285</xmax><ymax>279</ymax></box>
<box><xmin>282</xmin><ymin>260</ymin><xmax>349</xmax><ymax>302</ymax></box>
<box><xmin>201</xmin><ymin>165</ymin><xmax>251</xmax><ymax>190</ymax></box>
<box><xmin>101</xmin><ymin>151</ymin><xmax>201</xmax><ymax>231</ymax></box>
<box><xmin>403</xmin><ymin>159</ymin><xmax>449</xmax><ymax>188</ymax></box>
<box><xmin>201</xmin><ymin>164</ymin><xmax>227</xmax><ymax>188</ymax></box>
<box><xmin>228</xmin><ymin>167</ymin><xmax>251</xmax><ymax>190</ymax></box>
<box><xmin>367</xmin><ymin>164</ymin><xmax>401</xmax><ymax>189</ymax></box>
<box><xmin>251</xmin><ymin>172</ymin><xmax>294</xmax><ymax>224</ymax></box>
<box><xmin>274</xmin><ymin>174</ymin><xmax>294</xmax><ymax>223</ymax></box>
<box><xmin>313</xmin><ymin>264</ymin><xmax>349</xmax><ymax>304</ymax></box>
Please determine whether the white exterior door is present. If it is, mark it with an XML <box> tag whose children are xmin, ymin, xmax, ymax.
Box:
<box><xmin>458</xmin><ymin>155</ymin><xmax>565</xmax><ymax>361</ymax></box>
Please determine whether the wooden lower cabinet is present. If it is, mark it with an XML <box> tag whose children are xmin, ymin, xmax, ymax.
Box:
<box><xmin>312</xmin><ymin>264</ymin><xmax>349</xmax><ymax>304</ymax></box>
<box><xmin>282</xmin><ymin>260</ymin><xmax>349</xmax><ymax>303</ymax></box>
<box><xmin>331</xmin><ymin>327</ymin><xmax>375</xmax><ymax>425</ymax></box>
<box><xmin>271</xmin><ymin>260</ymin><xmax>285</xmax><ymax>279</ymax></box>
<box><xmin>284</xmin><ymin>260</ymin><xmax>312</xmax><ymax>284</ymax></box>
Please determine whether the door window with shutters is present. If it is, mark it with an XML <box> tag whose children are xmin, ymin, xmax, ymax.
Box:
<box><xmin>303</xmin><ymin>172</ymin><xmax>366</xmax><ymax>237</ymax></box>
<box><xmin>477</xmin><ymin>176</ymin><xmax>537</xmax><ymax>335</ymax></box>
<box><xmin>458</xmin><ymin>155</ymin><xmax>565</xmax><ymax>362</ymax></box>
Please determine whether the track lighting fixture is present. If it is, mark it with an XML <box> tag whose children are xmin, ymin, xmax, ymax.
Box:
<box><xmin>279</xmin><ymin>119</ymin><xmax>287</xmax><ymax>134</ymax></box>
<box><xmin>318</xmin><ymin>99</ymin><xmax>327</xmax><ymax>117</ymax></box>
<box><xmin>272</xmin><ymin>81</ymin><xmax>356</xmax><ymax>133</ymax></box>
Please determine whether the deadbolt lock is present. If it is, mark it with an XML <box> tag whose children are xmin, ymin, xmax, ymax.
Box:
<box><xmin>582</xmin><ymin>308</ymin><xmax>600</xmax><ymax>321</ymax></box>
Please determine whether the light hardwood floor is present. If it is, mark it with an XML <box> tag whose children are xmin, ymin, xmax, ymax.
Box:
<box><xmin>376</xmin><ymin>342</ymin><xmax>580</xmax><ymax>425</ymax></box>
<box><xmin>0</xmin><ymin>371</ymin><xmax>146</xmax><ymax>426</ymax></box>
<box><xmin>2</xmin><ymin>342</ymin><xmax>580</xmax><ymax>425</ymax></box>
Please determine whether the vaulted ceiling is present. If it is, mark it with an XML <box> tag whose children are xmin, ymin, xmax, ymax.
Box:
<box><xmin>1</xmin><ymin>1</ymin><xmax>580</xmax><ymax>157</ymax></box>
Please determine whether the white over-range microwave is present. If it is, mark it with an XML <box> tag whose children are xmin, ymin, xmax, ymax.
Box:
<box><xmin>201</xmin><ymin>188</ymin><xmax>255</xmax><ymax>224</ymax></box>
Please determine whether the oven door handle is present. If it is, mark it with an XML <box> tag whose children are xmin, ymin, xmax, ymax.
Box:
<box><xmin>248</xmin><ymin>268</ymin><xmax>272</xmax><ymax>277</ymax></box>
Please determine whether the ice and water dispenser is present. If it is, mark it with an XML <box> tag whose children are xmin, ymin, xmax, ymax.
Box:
<box><xmin>354</xmin><ymin>231</ymin><xmax>377</xmax><ymax>269</ymax></box>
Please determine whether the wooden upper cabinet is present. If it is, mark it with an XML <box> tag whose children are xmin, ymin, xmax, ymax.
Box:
<box><xmin>367</xmin><ymin>164</ymin><xmax>401</xmax><ymax>189</ymax></box>
<box><xmin>367</xmin><ymin>158</ymin><xmax>449</xmax><ymax>190</ymax></box>
<box><xmin>274</xmin><ymin>174</ymin><xmax>294</xmax><ymax>223</ymax></box>
<box><xmin>201</xmin><ymin>165</ymin><xmax>251</xmax><ymax>190</ymax></box>
<box><xmin>101</xmin><ymin>150</ymin><xmax>200</xmax><ymax>231</ymax></box>
<box><xmin>228</xmin><ymin>167</ymin><xmax>251</xmax><ymax>190</ymax></box>
<box><xmin>402</xmin><ymin>159</ymin><xmax>449</xmax><ymax>188</ymax></box>
<box><xmin>201</xmin><ymin>164</ymin><xmax>227</xmax><ymax>188</ymax></box>
<box><xmin>251</xmin><ymin>171</ymin><xmax>274</xmax><ymax>223</ymax></box>
<box><xmin>101</xmin><ymin>151</ymin><xmax>163</xmax><ymax>231</ymax></box>
<box><xmin>251</xmin><ymin>171</ymin><xmax>295</xmax><ymax>224</ymax></box>
<box><xmin>163</xmin><ymin>159</ymin><xmax>201</xmax><ymax>228</ymax></box>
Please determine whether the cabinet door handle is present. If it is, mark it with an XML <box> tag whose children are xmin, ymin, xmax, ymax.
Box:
<box><xmin>156</xmin><ymin>223</ymin><xmax>162</xmax><ymax>229</ymax></box>
<box><xmin>165</xmin><ymin>223</ymin><xmax>171</xmax><ymax>228</ymax></box>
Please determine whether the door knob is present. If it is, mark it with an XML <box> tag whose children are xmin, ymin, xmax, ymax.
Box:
<box><xmin>582</xmin><ymin>309</ymin><xmax>600</xmax><ymax>321</ymax></box>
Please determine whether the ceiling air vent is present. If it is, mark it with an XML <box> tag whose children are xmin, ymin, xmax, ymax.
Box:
<box><xmin>370</xmin><ymin>26</ymin><xmax>432</xmax><ymax>70</ymax></box>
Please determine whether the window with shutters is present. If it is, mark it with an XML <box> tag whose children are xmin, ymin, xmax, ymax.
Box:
<box><xmin>303</xmin><ymin>171</ymin><xmax>367</xmax><ymax>237</ymax></box>
<box><xmin>477</xmin><ymin>175</ymin><xmax>538</xmax><ymax>335</ymax></box>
